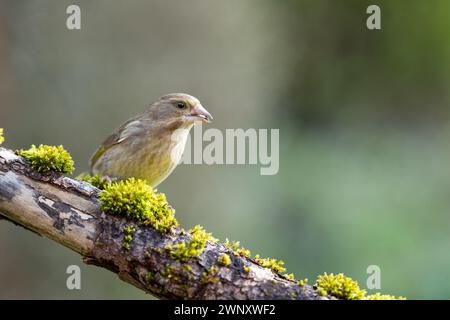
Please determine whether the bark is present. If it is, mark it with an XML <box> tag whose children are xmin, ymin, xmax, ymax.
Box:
<box><xmin>0</xmin><ymin>147</ymin><xmax>328</xmax><ymax>300</ymax></box>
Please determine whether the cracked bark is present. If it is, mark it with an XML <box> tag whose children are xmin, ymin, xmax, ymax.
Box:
<box><xmin>0</xmin><ymin>147</ymin><xmax>328</xmax><ymax>300</ymax></box>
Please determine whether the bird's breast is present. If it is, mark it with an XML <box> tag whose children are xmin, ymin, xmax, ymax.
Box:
<box><xmin>133</xmin><ymin>128</ymin><xmax>190</xmax><ymax>186</ymax></box>
<box><xmin>169</xmin><ymin>128</ymin><xmax>190</xmax><ymax>165</ymax></box>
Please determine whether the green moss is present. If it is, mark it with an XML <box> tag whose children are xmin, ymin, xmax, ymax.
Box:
<box><xmin>145</xmin><ymin>272</ymin><xmax>154</xmax><ymax>282</ymax></box>
<box><xmin>298</xmin><ymin>278</ymin><xmax>308</xmax><ymax>286</ymax></box>
<box><xmin>99</xmin><ymin>178</ymin><xmax>178</xmax><ymax>233</ymax></box>
<box><xmin>17</xmin><ymin>144</ymin><xmax>74</xmax><ymax>174</ymax></box>
<box><xmin>283</xmin><ymin>273</ymin><xmax>295</xmax><ymax>281</ymax></box>
<box><xmin>142</xmin><ymin>195</ymin><xmax>178</xmax><ymax>233</ymax></box>
<box><xmin>123</xmin><ymin>225</ymin><xmax>136</xmax><ymax>234</ymax></box>
<box><xmin>224</xmin><ymin>238</ymin><xmax>240</xmax><ymax>251</ymax></box>
<box><xmin>254</xmin><ymin>254</ymin><xmax>286</xmax><ymax>273</ymax></box>
<box><xmin>166</xmin><ymin>242</ymin><xmax>196</xmax><ymax>262</ymax></box>
<box><xmin>210</xmin><ymin>265</ymin><xmax>217</xmax><ymax>274</ymax></box>
<box><xmin>224</xmin><ymin>238</ymin><xmax>251</xmax><ymax>258</ymax></box>
<box><xmin>190</xmin><ymin>225</ymin><xmax>218</xmax><ymax>243</ymax></box>
<box><xmin>236</xmin><ymin>248</ymin><xmax>251</xmax><ymax>258</ymax></box>
<box><xmin>315</xmin><ymin>273</ymin><xmax>366</xmax><ymax>300</ymax></box>
<box><xmin>162</xmin><ymin>266</ymin><xmax>178</xmax><ymax>279</ymax></box>
<box><xmin>218</xmin><ymin>253</ymin><xmax>231</xmax><ymax>266</ymax></box>
<box><xmin>100</xmin><ymin>178</ymin><xmax>156</xmax><ymax>221</ymax></box>
<box><xmin>365</xmin><ymin>293</ymin><xmax>406</xmax><ymax>300</ymax></box>
<box><xmin>166</xmin><ymin>225</ymin><xmax>217</xmax><ymax>262</ymax></box>
<box><xmin>0</xmin><ymin>128</ymin><xmax>4</xmax><ymax>145</ymax></box>
<box><xmin>77</xmin><ymin>173</ymin><xmax>111</xmax><ymax>190</ymax></box>
<box><xmin>314</xmin><ymin>273</ymin><xmax>406</xmax><ymax>300</ymax></box>
<box><xmin>202</xmin><ymin>266</ymin><xmax>219</xmax><ymax>283</ymax></box>
<box><xmin>182</xmin><ymin>264</ymin><xmax>192</xmax><ymax>273</ymax></box>
<box><xmin>122</xmin><ymin>225</ymin><xmax>136</xmax><ymax>250</ymax></box>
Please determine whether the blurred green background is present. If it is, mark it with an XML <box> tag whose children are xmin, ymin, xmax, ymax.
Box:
<box><xmin>1</xmin><ymin>0</ymin><xmax>449</xmax><ymax>299</ymax></box>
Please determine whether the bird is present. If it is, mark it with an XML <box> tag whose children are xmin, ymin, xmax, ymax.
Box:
<box><xmin>89</xmin><ymin>93</ymin><xmax>212</xmax><ymax>187</ymax></box>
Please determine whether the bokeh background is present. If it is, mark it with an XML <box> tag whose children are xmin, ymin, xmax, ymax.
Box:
<box><xmin>0</xmin><ymin>0</ymin><xmax>449</xmax><ymax>299</ymax></box>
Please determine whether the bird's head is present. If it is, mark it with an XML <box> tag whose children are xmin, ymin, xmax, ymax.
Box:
<box><xmin>147</xmin><ymin>93</ymin><xmax>213</xmax><ymax>127</ymax></box>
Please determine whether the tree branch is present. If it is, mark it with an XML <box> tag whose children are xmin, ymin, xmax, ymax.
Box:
<box><xmin>0</xmin><ymin>147</ymin><xmax>327</xmax><ymax>300</ymax></box>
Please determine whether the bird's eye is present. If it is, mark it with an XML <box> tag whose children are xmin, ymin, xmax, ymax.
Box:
<box><xmin>176</xmin><ymin>102</ymin><xmax>186</xmax><ymax>109</ymax></box>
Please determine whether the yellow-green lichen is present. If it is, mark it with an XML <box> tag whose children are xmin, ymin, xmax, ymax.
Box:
<box><xmin>218</xmin><ymin>253</ymin><xmax>231</xmax><ymax>266</ymax></box>
<box><xmin>0</xmin><ymin>128</ymin><xmax>4</xmax><ymax>145</ymax></box>
<box><xmin>99</xmin><ymin>178</ymin><xmax>178</xmax><ymax>233</ymax></box>
<box><xmin>254</xmin><ymin>254</ymin><xmax>286</xmax><ymax>273</ymax></box>
<box><xmin>243</xmin><ymin>266</ymin><xmax>251</xmax><ymax>273</ymax></box>
<box><xmin>365</xmin><ymin>293</ymin><xmax>406</xmax><ymax>300</ymax></box>
<box><xmin>224</xmin><ymin>238</ymin><xmax>251</xmax><ymax>258</ymax></box>
<box><xmin>17</xmin><ymin>144</ymin><xmax>74</xmax><ymax>174</ymax></box>
<box><xmin>77</xmin><ymin>173</ymin><xmax>111</xmax><ymax>190</ymax></box>
<box><xmin>315</xmin><ymin>273</ymin><xmax>366</xmax><ymax>300</ymax></box>
<box><xmin>166</xmin><ymin>225</ymin><xmax>215</xmax><ymax>262</ymax></box>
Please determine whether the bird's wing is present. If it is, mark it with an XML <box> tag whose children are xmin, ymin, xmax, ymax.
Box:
<box><xmin>89</xmin><ymin>118</ymin><xmax>143</xmax><ymax>168</ymax></box>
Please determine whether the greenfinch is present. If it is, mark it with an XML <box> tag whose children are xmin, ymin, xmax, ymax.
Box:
<box><xmin>89</xmin><ymin>93</ymin><xmax>212</xmax><ymax>187</ymax></box>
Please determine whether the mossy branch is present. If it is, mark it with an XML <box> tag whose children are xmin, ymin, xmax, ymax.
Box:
<box><xmin>0</xmin><ymin>147</ymin><xmax>328</xmax><ymax>300</ymax></box>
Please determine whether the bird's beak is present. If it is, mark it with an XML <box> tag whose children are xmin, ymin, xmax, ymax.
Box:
<box><xmin>187</xmin><ymin>104</ymin><xmax>213</xmax><ymax>123</ymax></box>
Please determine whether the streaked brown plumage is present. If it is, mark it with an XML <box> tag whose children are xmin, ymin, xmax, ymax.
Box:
<box><xmin>90</xmin><ymin>93</ymin><xmax>212</xmax><ymax>187</ymax></box>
